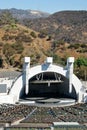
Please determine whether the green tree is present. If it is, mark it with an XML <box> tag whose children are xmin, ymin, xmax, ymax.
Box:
<box><xmin>74</xmin><ymin>57</ymin><xmax>87</xmax><ymax>80</ymax></box>
<box><xmin>75</xmin><ymin>57</ymin><xmax>87</xmax><ymax>67</ymax></box>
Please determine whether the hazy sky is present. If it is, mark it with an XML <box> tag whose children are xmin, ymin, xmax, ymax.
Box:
<box><xmin>0</xmin><ymin>0</ymin><xmax>87</xmax><ymax>14</ymax></box>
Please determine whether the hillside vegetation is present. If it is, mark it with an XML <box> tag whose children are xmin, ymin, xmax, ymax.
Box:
<box><xmin>0</xmin><ymin>11</ymin><xmax>51</xmax><ymax>68</ymax></box>
<box><xmin>0</xmin><ymin>10</ymin><xmax>87</xmax><ymax>80</ymax></box>
<box><xmin>23</xmin><ymin>11</ymin><xmax>87</xmax><ymax>43</ymax></box>
<box><xmin>0</xmin><ymin>8</ymin><xmax>50</xmax><ymax>20</ymax></box>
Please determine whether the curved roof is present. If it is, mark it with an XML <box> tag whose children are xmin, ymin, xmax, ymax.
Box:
<box><xmin>10</xmin><ymin>63</ymin><xmax>84</xmax><ymax>103</ymax></box>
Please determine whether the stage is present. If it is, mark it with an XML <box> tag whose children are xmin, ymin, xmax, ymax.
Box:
<box><xmin>19</xmin><ymin>97</ymin><xmax>76</xmax><ymax>107</ymax></box>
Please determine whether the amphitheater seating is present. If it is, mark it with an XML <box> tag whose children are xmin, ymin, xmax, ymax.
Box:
<box><xmin>0</xmin><ymin>104</ymin><xmax>35</xmax><ymax>123</ymax></box>
<box><xmin>0</xmin><ymin>103</ymin><xmax>87</xmax><ymax>126</ymax></box>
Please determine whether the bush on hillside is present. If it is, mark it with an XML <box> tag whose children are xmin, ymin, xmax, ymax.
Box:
<box><xmin>75</xmin><ymin>57</ymin><xmax>87</xmax><ymax>67</ymax></box>
<box><xmin>68</xmin><ymin>43</ymin><xmax>81</xmax><ymax>49</ymax></box>
<box><xmin>30</xmin><ymin>31</ymin><xmax>37</xmax><ymax>38</ymax></box>
<box><xmin>38</xmin><ymin>29</ymin><xmax>47</xmax><ymax>38</ymax></box>
<box><xmin>12</xmin><ymin>42</ymin><xmax>24</xmax><ymax>54</ymax></box>
<box><xmin>15</xmin><ymin>32</ymin><xmax>33</xmax><ymax>43</ymax></box>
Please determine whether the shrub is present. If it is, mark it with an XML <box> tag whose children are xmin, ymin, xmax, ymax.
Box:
<box><xmin>75</xmin><ymin>57</ymin><xmax>87</xmax><ymax>67</ymax></box>
<box><xmin>0</xmin><ymin>42</ymin><xmax>3</xmax><ymax>47</ymax></box>
<box><xmin>2</xmin><ymin>34</ymin><xmax>10</xmax><ymax>41</ymax></box>
<box><xmin>12</xmin><ymin>42</ymin><xmax>24</xmax><ymax>54</ymax></box>
<box><xmin>53</xmin><ymin>54</ymin><xmax>65</xmax><ymax>65</ymax></box>
<box><xmin>15</xmin><ymin>33</ymin><xmax>33</xmax><ymax>43</ymax></box>
<box><xmin>3</xmin><ymin>43</ymin><xmax>15</xmax><ymax>65</ymax></box>
<box><xmin>68</xmin><ymin>43</ymin><xmax>80</xmax><ymax>49</ymax></box>
<box><xmin>30</xmin><ymin>31</ymin><xmax>37</xmax><ymax>38</ymax></box>
<box><xmin>3</xmin><ymin>43</ymin><xmax>15</xmax><ymax>56</ymax></box>
<box><xmin>74</xmin><ymin>66</ymin><xmax>87</xmax><ymax>80</ymax></box>
<box><xmin>38</xmin><ymin>30</ymin><xmax>47</xmax><ymax>38</ymax></box>
<box><xmin>81</xmin><ymin>44</ymin><xmax>87</xmax><ymax>48</ymax></box>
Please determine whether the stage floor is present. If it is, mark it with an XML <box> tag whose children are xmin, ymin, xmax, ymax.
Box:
<box><xmin>19</xmin><ymin>97</ymin><xmax>76</xmax><ymax>107</ymax></box>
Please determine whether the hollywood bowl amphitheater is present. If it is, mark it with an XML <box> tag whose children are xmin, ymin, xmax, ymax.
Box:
<box><xmin>0</xmin><ymin>57</ymin><xmax>87</xmax><ymax>130</ymax></box>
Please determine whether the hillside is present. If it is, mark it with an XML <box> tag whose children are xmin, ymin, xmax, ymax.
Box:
<box><xmin>0</xmin><ymin>8</ymin><xmax>50</xmax><ymax>20</ymax></box>
<box><xmin>0</xmin><ymin>11</ymin><xmax>51</xmax><ymax>69</ymax></box>
<box><xmin>0</xmin><ymin>24</ymin><xmax>52</xmax><ymax>68</ymax></box>
<box><xmin>23</xmin><ymin>11</ymin><xmax>87</xmax><ymax>44</ymax></box>
<box><xmin>0</xmin><ymin>10</ymin><xmax>87</xmax><ymax>79</ymax></box>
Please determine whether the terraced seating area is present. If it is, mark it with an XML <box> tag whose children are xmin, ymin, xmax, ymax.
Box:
<box><xmin>0</xmin><ymin>103</ymin><xmax>87</xmax><ymax>126</ymax></box>
<box><xmin>54</xmin><ymin>125</ymin><xmax>87</xmax><ymax>130</ymax></box>
<box><xmin>5</xmin><ymin>125</ymin><xmax>87</xmax><ymax>130</ymax></box>
<box><xmin>0</xmin><ymin>104</ymin><xmax>35</xmax><ymax>123</ymax></box>
<box><xmin>21</xmin><ymin>103</ymin><xmax>87</xmax><ymax>124</ymax></box>
<box><xmin>21</xmin><ymin>107</ymin><xmax>63</xmax><ymax>123</ymax></box>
